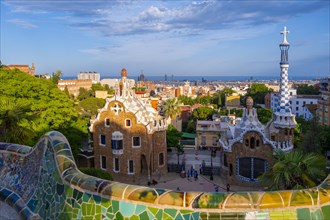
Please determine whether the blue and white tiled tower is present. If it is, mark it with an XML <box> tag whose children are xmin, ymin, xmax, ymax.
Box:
<box><xmin>278</xmin><ymin>26</ymin><xmax>290</xmax><ymax>113</ymax></box>
<box><xmin>273</xmin><ymin>26</ymin><xmax>296</xmax><ymax>129</ymax></box>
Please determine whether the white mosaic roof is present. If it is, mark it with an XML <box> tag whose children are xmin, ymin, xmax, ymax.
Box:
<box><xmin>90</xmin><ymin>75</ymin><xmax>167</xmax><ymax>134</ymax></box>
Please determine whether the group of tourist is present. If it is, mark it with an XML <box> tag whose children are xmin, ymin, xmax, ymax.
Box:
<box><xmin>186</xmin><ymin>165</ymin><xmax>199</xmax><ymax>181</ymax></box>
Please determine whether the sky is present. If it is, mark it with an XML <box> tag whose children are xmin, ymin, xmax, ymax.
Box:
<box><xmin>1</xmin><ymin>0</ymin><xmax>329</xmax><ymax>79</ymax></box>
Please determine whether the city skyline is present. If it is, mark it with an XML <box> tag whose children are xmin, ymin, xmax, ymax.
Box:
<box><xmin>1</xmin><ymin>0</ymin><xmax>329</xmax><ymax>78</ymax></box>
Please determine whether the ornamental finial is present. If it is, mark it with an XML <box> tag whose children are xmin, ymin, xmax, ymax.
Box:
<box><xmin>280</xmin><ymin>26</ymin><xmax>290</xmax><ymax>45</ymax></box>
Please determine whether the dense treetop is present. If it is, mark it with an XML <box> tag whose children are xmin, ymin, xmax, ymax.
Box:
<box><xmin>0</xmin><ymin>68</ymin><xmax>88</xmax><ymax>155</ymax></box>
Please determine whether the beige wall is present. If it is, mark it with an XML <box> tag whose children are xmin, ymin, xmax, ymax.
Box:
<box><xmin>92</xmin><ymin>100</ymin><xmax>167</xmax><ymax>184</ymax></box>
<box><xmin>95</xmin><ymin>90</ymin><xmax>108</xmax><ymax>99</ymax></box>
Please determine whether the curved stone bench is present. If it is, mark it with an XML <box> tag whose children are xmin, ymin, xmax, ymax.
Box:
<box><xmin>0</xmin><ymin>131</ymin><xmax>329</xmax><ymax>219</ymax></box>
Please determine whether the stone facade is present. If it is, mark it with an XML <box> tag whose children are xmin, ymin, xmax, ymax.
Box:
<box><xmin>90</xmin><ymin>69</ymin><xmax>168</xmax><ymax>183</ymax></box>
<box><xmin>57</xmin><ymin>79</ymin><xmax>92</xmax><ymax>97</ymax></box>
<box><xmin>219</xmin><ymin>96</ymin><xmax>295</xmax><ymax>187</ymax></box>
<box><xmin>318</xmin><ymin>77</ymin><xmax>330</xmax><ymax>126</ymax></box>
<box><xmin>7</xmin><ymin>63</ymin><xmax>35</xmax><ymax>76</ymax></box>
<box><xmin>224</xmin><ymin>131</ymin><xmax>274</xmax><ymax>187</ymax></box>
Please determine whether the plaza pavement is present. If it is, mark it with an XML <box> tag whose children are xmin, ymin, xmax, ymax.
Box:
<box><xmin>144</xmin><ymin>149</ymin><xmax>264</xmax><ymax>193</ymax></box>
<box><xmin>146</xmin><ymin>171</ymin><xmax>263</xmax><ymax>193</ymax></box>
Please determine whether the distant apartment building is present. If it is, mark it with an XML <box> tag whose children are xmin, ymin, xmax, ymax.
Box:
<box><xmin>175</xmin><ymin>88</ymin><xmax>181</xmax><ymax>97</ymax></box>
<box><xmin>78</xmin><ymin>71</ymin><xmax>100</xmax><ymax>83</ymax></box>
<box><xmin>196</xmin><ymin>120</ymin><xmax>223</xmax><ymax>150</ymax></box>
<box><xmin>265</xmin><ymin>84</ymin><xmax>280</xmax><ymax>92</ymax></box>
<box><xmin>57</xmin><ymin>79</ymin><xmax>92</xmax><ymax>97</ymax></box>
<box><xmin>7</xmin><ymin>63</ymin><xmax>35</xmax><ymax>76</ymax></box>
<box><xmin>303</xmin><ymin>104</ymin><xmax>318</xmax><ymax>121</ymax></box>
<box><xmin>135</xmin><ymin>81</ymin><xmax>156</xmax><ymax>92</ymax></box>
<box><xmin>178</xmin><ymin>81</ymin><xmax>193</xmax><ymax>97</ymax></box>
<box><xmin>270</xmin><ymin>89</ymin><xmax>319</xmax><ymax>119</ymax></box>
<box><xmin>101</xmin><ymin>78</ymin><xmax>135</xmax><ymax>89</ymax></box>
<box><xmin>290</xmin><ymin>95</ymin><xmax>319</xmax><ymax>118</ymax></box>
<box><xmin>318</xmin><ymin>77</ymin><xmax>330</xmax><ymax>125</ymax></box>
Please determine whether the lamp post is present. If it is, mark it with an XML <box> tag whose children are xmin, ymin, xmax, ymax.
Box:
<box><xmin>210</xmin><ymin>147</ymin><xmax>216</xmax><ymax>180</ymax></box>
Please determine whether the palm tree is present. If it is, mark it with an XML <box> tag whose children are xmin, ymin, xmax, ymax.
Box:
<box><xmin>51</xmin><ymin>70</ymin><xmax>63</xmax><ymax>84</ymax></box>
<box><xmin>163</xmin><ymin>98</ymin><xmax>181</xmax><ymax>129</ymax></box>
<box><xmin>260</xmin><ymin>149</ymin><xmax>327</xmax><ymax>190</ymax></box>
<box><xmin>0</xmin><ymin>98</ymin><xmax>36</xmax><ymax>144</ymax></box>
<box><xmin>163</xmin><ymin>98</ymin><xmax>181</xmax><ymax>119</ymax></box>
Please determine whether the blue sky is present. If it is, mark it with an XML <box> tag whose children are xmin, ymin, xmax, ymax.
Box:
<box><xmin>1</xmin><ymin>0</ymin><xmax>329</xmax><ymax>78</ymax></box>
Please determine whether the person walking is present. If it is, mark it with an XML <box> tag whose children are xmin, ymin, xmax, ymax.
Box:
<box><xmin>226</xmin><ymin>183</ymin><xmax>230</xmax><ymax>192</ymax></box>
<box><xmin>187</xmin><ymin>170</ymin><xmax>190</xmax><ymax>181</ymax></box>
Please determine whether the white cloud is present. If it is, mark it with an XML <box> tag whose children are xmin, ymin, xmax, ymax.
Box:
<box><xmin>4</xmin><ymin>0</ymin><xmax>327</xmax><ymax>36</ymax></box>
<box><xmin>7</xmin><ymin>19</ymin><xmax>38</xmax><ymax>29</ymax></box>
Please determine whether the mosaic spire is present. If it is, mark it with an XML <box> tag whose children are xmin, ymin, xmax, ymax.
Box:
<box><xmin>273</xmin><ymin>27</ymin><xmax>296</xmax><ymax>129</ymax></box>
<box><xmin>278</xmin><ymin>26</ymin><xmax>291</xmax><ymax>113</ymax></box>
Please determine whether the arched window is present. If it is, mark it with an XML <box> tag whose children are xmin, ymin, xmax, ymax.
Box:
<box><xmin>125</xmin><ymin>119</ymin><xmax>131</xmax><ymax>127</ymax></box>
<box><xmin>250</xmin><ymin>137</ymin><xmax>255</xmax><ymax>149</ymax></box>
<box><xmin>111</xmin><ymin>131</ymin><xmax>123</xmax><ymax>150</ymax></box>
<box><xmin>256</xmin><ymin>139</ymin><xmax>260</xmax><ymax>147</ymax></box>
<box><xmin>105</xmin><ymin>118</ymin><xmax>110</xmax><ymax>127</ymax></box>
<box><xmin>245</xmin><ymin>139</ymin><xmax>249</xmax><ymax>147</ymax></box>
<box><xmin>237</xmin><ymin>157</ymin><xmax>267</xmax><ymax>182</ymax></box>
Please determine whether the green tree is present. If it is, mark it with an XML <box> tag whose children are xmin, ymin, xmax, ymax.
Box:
<box><xmin>104</xmin><ymin>84</ymin><xmax>115</xmax><ymax>95</ymax></box>
<box><xmin>163</xmin><ymin>98</ymin><xmax>181</xmax><ymax>120</ymax></box>
<box><xmin>63</xmin><ymin>86</ymin><xmax>70</xmax><ymax>97</ymax></box>
<box><xmin>299</xmin><ymin>117</ymin><xmax>322</xmax><ymax>153</ymax></box>
<box><xmin>319</xmin><ymin>125</ymin><xmax>330</xmax><ymax>154</ymax></box>
<box><xmin>260</xmin><ymin>150</ymin><xmax>326</xmax><ymax>190</ymax></box>
<box><xmin>77</xmin><ymin>87</ymin><xmax>94</xmax><ymax>100</ymax></box>
<box><xmin>246</xmin><ymin>83</ymin><xmax>272</xmax><ymax>105</ymax></box>
<box><xmin>186</xmin><ymin>118</ymin><xmax>197</xmax><ymax>133</ymax></box>
<box><xmin>192</xmin><ymin>107</ymin><xmax>213</xmax><ymax>120</ymax></box>
<box><xmin>178</xmin><ymin>95</ymin><xmax>194</xmax><ymax>105</ymax></box>
<box><xmin>166</xmin><ymin>125</ymin><xmax>184</xmax><ymax>166</ymax></box>
<box><xmin>91</xmin><ymin>83</ymin><xmax>105</xmax><ymax>92</ymax></box>
<box><xmin>78</xmin><ymin>97</ymin><xmax>106</xmax><ymax>118</ymax></box>
<box><xmin>51</xmin><ymin>70</ymin><xmax>63</xmax><ymax>84</ymax></box>
<box><xmin>257</xmin><ymin>108</ymin><xmax>273</xmax><ymax>124</ymax></box>
<box><xmin>195</xmin><ymin>96</ymin><xmax>213</xmax><ymax>106</ymax></box>
<box><xmin>0</xmin><ymin>98</ymin><xmax>36</xmax><ymax>144</ymax></box>
<box><xmin>0</xmin><ymin>68</ymin><xmax>89</xmax><ymax>156</ymax></box>
<box><xmin>297</xmin><ymin>85</ymin><xmax>320</xmax><ymax>95</ymax></box>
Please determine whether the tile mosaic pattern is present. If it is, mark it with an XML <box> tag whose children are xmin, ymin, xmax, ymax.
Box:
<box><xmin>1</xmin><ymin>131</ymin><xmax>330</xmax><ymax>219</ymax></box>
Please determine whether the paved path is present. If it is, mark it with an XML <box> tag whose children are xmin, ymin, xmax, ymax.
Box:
<box><xmin>151</xmin><ymin>173</ymin><xmax>225</xmax><ymax>192</ymax></box>
<box><xmin>131</xmin><ymin>149</ymin><xmax>264</xmax><ymax>192</ymax></box>
<box><xmin>167</xmin><ymin>149</ymin><xmax>221</xmax><ymax>168</ymax></box>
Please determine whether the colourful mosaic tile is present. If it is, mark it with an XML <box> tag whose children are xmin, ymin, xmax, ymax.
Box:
<box><xmin>1</xmin><ymin>131</ymin><xmax>330</xmax><ymax>219</ymax></box>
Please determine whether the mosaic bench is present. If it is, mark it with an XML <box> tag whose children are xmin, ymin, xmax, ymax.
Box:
<box><xmin>0</xmin><ymin>131</ymin><xmax>329</xmax><ymax>219</ymax></box>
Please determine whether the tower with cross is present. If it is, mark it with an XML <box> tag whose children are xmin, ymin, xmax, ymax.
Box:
<box><xmin>271</xmin><ymin>26</ymin><xmax>296</xmax><ymax>150</ymax></box>
<box><xmin>278</xmin><ymin>26</ymin><xmax>291</xmax><ymax>113</ymax></box>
